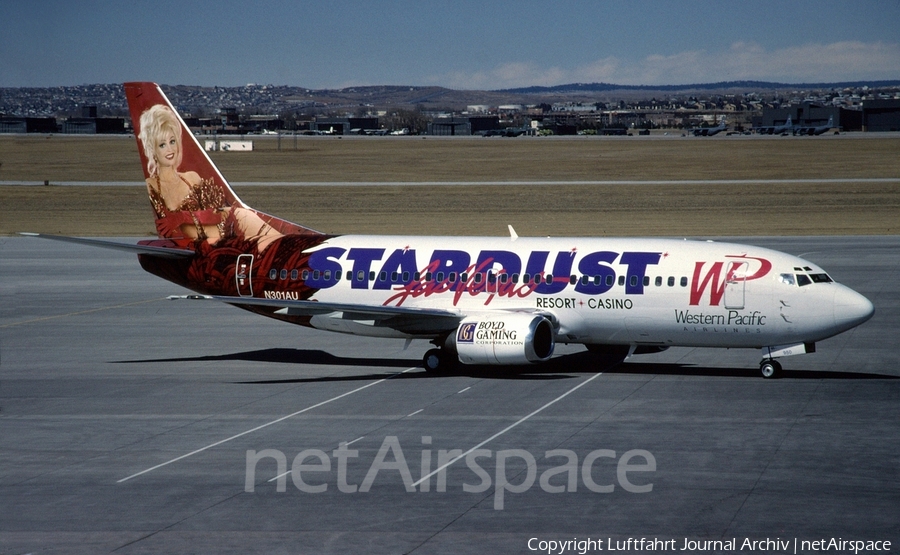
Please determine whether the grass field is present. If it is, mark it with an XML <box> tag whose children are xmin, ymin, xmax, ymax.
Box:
<box><xmin>1</xmin><ymin>134</ymin><xmax>898</xmax><ymax>236</ymax></box>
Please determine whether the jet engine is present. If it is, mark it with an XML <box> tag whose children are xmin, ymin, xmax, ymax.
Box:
<box><xmin>451</xmin><ymin>314</ymin><xmax>555</xmax><ymax>365</ymax></box>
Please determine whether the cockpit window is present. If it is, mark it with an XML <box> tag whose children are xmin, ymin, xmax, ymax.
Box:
<box><xmin>779</xmin><ymin>273</ymin><xmax>795</xmax><ymax>286</ymax></box>
<box><xmin>810</xmin><ymin>273</ymin><xmax>833</xmax><ymax>283</ymax></box>
<box><xmin>796</xmin><ymin>274</ymin><xmax>812</xmax><ymax>287</ymax></box>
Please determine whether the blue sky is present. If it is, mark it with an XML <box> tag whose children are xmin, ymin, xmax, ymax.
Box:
<box><xmin>3</xmin><ymin>0</ymin><xmax>899</xmax><ymax>89</ymax></box>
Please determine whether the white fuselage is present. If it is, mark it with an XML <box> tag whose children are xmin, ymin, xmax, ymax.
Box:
<box><xmin>259</xmin><ymin>235</ymin><xmax>873</xmax><ymax>350</ymax></box>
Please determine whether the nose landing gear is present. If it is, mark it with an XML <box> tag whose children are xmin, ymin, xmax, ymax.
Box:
<box><xmin>759</xmin><ymin>359</ymin><xmax>782</xmax><ymax>379</ymax></box>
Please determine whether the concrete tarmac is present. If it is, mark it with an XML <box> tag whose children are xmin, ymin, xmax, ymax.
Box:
<box><xmin>1</xmin><ymin>236</ymin><xmax>898</xmax><ymax>554</ymax></box>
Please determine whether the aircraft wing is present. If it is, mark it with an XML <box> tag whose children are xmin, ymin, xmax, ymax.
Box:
<box><xmin>20</xmin><ymin>233</ymin><xmax>196</xmax><ymax>259</ymax></box>
<box><xmin>170</xmin><ymin>294</ymin><xmax>465</xmax><ymax>335</ymax></box>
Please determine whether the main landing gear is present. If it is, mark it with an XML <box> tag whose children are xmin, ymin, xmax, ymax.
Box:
<box><xmin>423</xmin><ymin>348</ymin><xmax>454</xmax><ymax>373</ymax></box>
<box><xmin>759</xmin><ymin>359</ymin><xmax>782</xmax><ymax>379</ymax></box>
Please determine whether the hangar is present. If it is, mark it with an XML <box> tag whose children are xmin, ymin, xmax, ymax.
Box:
<box><xmin>757</xmin><ymin>100</ymin><xmax>900</xmax><ymax>133</ymax></box>
<box><xmin>861</xmin><ymin>99</ymin><xmax>900</xmax><ymax>131</ymax></box>
<box><xmin>755</xmin><ymin>103</ymin><xmax>861</xmax><ymax>132</ymax></box>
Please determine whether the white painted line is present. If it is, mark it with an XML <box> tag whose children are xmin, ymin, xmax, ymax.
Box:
<box><xmin>118</xmin><ymin>368</ymin><xmax>416</xmax><ymax>483</ymax></box>
<box><xmin>411</xmin><ymin>372</ymin><xmax>605</xmax><ymax>488</ymax></box>
<box><xmin>267</xmin><ymin>435</ymin><xmax>368</xmax><ymax>482</ymax></box>
<box><xmin>268</xmin><ymin>470</ymin><xmax>291</xmax><ymax>483</ymax></box>
<box><xmin>457</xmin><ymin>387</ymin><xmax>471</xmax><ymax>394</ymax></box>
<box><xmin>407</xmin><ymin>409</ymin><xmax>424</xmax><ymax>417</ymax></box>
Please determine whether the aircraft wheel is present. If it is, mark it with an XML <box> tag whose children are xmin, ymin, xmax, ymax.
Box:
<box><xmin>423</xmin><ymin>349</ymin><xmax>449</xmax><ymax>373</ymax></box>
<box><xmin>760</xmin><ymin>360</ymin><xmax>782</xmax><ymax>379</ymax></box>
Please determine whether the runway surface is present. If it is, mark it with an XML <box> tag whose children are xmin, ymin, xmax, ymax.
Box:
<box><xmin>1</xmin><ymin>235</ymin><xmax>898</xmax><ymax>554</ymax></box>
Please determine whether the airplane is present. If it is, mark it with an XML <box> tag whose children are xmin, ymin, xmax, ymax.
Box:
<box><xmin>24</xmin><ymin>82</ymin><xmax>875</xmax><ymax>379</ymax></box>
<box><xmin>793</xmin><ymin>115</ymin><xmax>835</xmax><ymax>136</ymax></box>
<box><xmin>690</xmin><ymin>117</ymin><xmax>727</xmax><ymax>136</ymax></box>
<box><xmin>755</xmin><ymin>115</ymin><xmax>793</xmax><ymax>135</ymax></box>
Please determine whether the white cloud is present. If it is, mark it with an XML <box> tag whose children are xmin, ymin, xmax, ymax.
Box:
<box><xmin>428</xmin><ymin>41</ymin><xmax>900</xmax><ymax>88</ymax></box>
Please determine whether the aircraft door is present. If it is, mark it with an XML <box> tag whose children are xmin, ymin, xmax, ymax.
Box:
<box><xmin>724</xmin><ymin>261</ymin><xmax>747</xmax><ymax>310</ymax></box>
<box><xmin>236</xmin><ymin>254</ymin><xmax>254</xmax><ymax>297</ymax></box>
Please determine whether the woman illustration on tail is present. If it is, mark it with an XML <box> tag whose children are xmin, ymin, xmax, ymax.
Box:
<box><xmin>138</xmin><ymin>104</ymin><xmax>282</xmax><ymax>252</ymax></box>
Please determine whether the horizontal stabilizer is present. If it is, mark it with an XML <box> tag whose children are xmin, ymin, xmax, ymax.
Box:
<box><xmin>19</xmin><ymin>233</ymin><xmax>195</xmax><ymax>259</ymax></box>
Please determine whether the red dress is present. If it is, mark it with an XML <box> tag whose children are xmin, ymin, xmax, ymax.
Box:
<box><xmin>148</xmin><ymin>174</ymin><xmax>233</xmax><ymax>241</ymax></box>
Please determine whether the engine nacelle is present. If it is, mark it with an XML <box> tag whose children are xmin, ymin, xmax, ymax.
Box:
<box><xmin>452</xmin><ymin>314</ymin><xmax>555</xmax><ymax>365</ymax></box>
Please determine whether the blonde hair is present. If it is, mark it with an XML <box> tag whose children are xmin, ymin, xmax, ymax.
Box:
<box><xmin>138</xmin><ymin>105</ymin><xmax>182</xmax><ymax>177</ymax></box>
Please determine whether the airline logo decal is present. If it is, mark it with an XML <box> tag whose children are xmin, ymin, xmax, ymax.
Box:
<box><xmin>457</xmin><ymin>323</ymin><xmax>477</xmax><ymax>343</ymax></box>
<box><xmin>689</xmin><ymin>255</ymin><xmax>772</xmax><ymax>306</ymax></box>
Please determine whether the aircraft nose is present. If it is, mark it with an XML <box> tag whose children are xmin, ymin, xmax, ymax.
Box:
<box><xmin>833</xmin><ymin>286</ymin><xmax>875</xmax><ymax>331</ymax></box>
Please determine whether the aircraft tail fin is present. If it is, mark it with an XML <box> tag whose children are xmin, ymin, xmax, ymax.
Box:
<box><xmin>124</xmin><ymin>82</ymin><xmax>320</xmax><ymax>248</ymax></box>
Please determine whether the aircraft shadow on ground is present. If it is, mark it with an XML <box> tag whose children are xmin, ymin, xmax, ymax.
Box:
<box><xmin>112</xmin><ymin>348</ymin><xmax>898</xmax><ymax>383</ymax></box>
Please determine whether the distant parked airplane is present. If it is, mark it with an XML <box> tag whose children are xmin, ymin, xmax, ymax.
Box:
<box><xmin>690</xmin><ymin>117</ymin><xmax>727</xmax><ymax>136</ymax></box>
<box><xmin>755</xmin><ymin>116</ymin><xmax>793</xmax><ymax>135</ymax></box>
<box><xmin>793</xmin><ymin>115</ymin><xmax>835</xmax><ymax>136</ymax></box>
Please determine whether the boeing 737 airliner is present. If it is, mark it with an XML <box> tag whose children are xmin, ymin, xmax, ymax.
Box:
<box><xmin>26</xmin><ymin>83</ymin><xmax>874</xmax><ymax>378</ymax></box>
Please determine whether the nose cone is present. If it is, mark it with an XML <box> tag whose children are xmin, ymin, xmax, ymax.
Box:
<box><xmin>833</xmin><ymin>286</ymin><xmax>875</xmax><ymax>331</ymax></box>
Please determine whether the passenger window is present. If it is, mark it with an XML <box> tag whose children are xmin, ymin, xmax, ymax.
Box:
<box><xmin>680</xmin><ymin>277</ymin><xmax>688</xmax><ymax>287</ymax></box>
<box><xmin>546</xmin><ymin>274</ymin><xmax>554</xmax><ymax>284</ymax></box>
<box><xmin>630</xmin><ymin>276</ymin><xmax>638</xmax><ymax>287</ymax></box>
<box><xmin>667</xmin><ymin>276</ymin><xmax>675</xmax><ymax>287</ymax></box>
<box><xmin>618</xmin><ymin>276</ymin><xmax>625</xmax><ymax>286</ymax></box>
<box><xmin>797</xmin><ymin>274</ymin><xmax>812</xmax><ymax>287</ymax></box>
<box><xmin>459</xmin><ymin>272</ymin><xmax>467</xmax><ymax>282</ymax></box>
<box><xmin>391</xmin><ymin>271</ymin><xmax>399</xmax><ymax>282</ymax></box>
<box><xmin>511</xmin><ymin>273</ymin><xmax>519</xmax><ymax>284</ymax></box>
<box><xmin>779</xmin><ymin>273</ymin><xmax>795</xmax><ymax>286</ymax></box>
<box><xmin>269</xmin><ymin>269</ymin><xmax>278</xmax><ymax>280</ymax></box>
<box><xmin>473</xmin><ymin>273</ymin><xmax>482</xmax><ymax>283</ymax></box>
<box><xmin>291</xmin><ymin>269</ymin><xmax>299</xmax><ymax>280</ymax></box>
<box><xmin>655</xmin><ymin>276</ymin><xmax>662</xmax><ymax>287</ymax></box>
<box><xmin>369</xmin><ymin>271</ymin><xmax>376</xmax><ymax>281</ymax></box>
<box><xmin>312</xmin><ymin>270</ymin><xmax>321</xmax><ymax>280</ymax></box>
<box><xmin>280</xmin><ymin>269</ymin><xmax>287</xmax><ymax>280</ymax></box>
<box><xmin>323</xmin><ymin>270</ymin><xmax>331</xmax><ymax>280</ymax></box>
<box><xmin>569</xmin><ymin>275</ymin><xmax>578</xmax><ymax>285</ymax></box>
<box><xmin>606</xmin><ymin>275</ymin><xmax>614</xmax><ymax>286</ymax></box>
<box><xmin>301</xmin><ymin>270</ymin><xmax>309</xmax><ymax>280</ymax></box>
<box><xmin>379</xmin><ymin>271</ymin><xmax>387</xmax><ymax>281</ymax></box>
<box><xmin>643</xmin><ymin>276</ymin><xmax>650</xmax><ymax>286</ymax></box>
<box><xmin>402</xmin><ymin>271</ymin><xmax>410</xmax><ymax>282</ymax></box>
<box><xmin>436</xmin><ymin>272</ymin><xmax>445</xmax><ymax>282</ymax></box>
<box><xmin>357</xmin><ymin>270</ymin><xmax>365</xmax><ymax>281</ymax></box>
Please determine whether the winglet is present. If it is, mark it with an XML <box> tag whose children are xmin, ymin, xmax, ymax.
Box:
<box><xmin>508</xmin><ymin>225</ymin><xmax>519</xmax><ymax>241</ymax></box>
